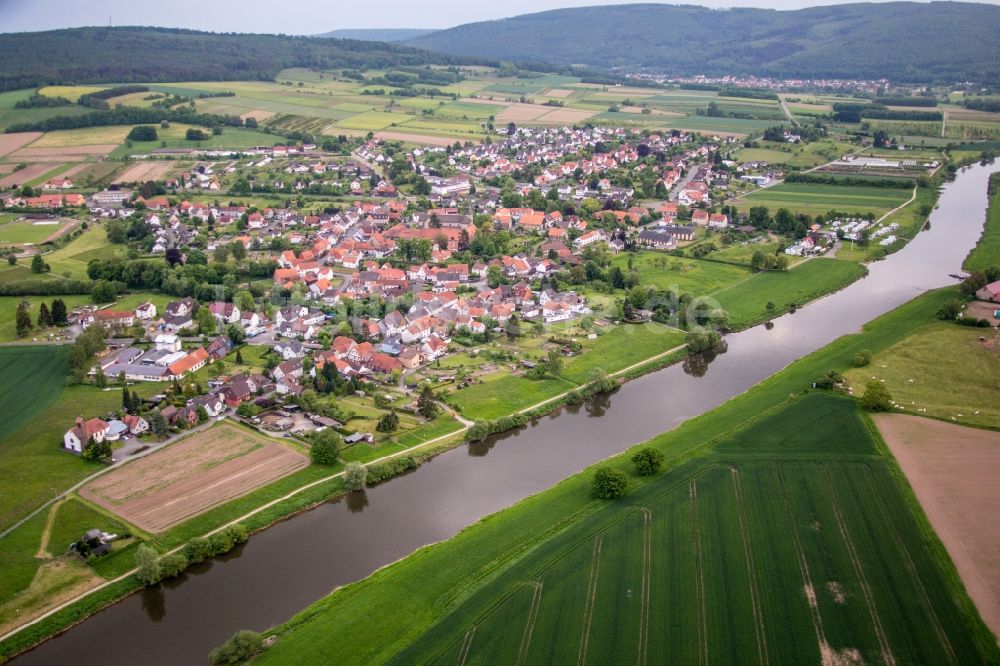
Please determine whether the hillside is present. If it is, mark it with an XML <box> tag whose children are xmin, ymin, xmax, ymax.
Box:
<box><xmin>406</xmin><ymin>2</ymin><xmax>1000</xmax><ymax>84</ymax></box>
<box><xmin>0</xmin><ymin>26</ymin><xmax>485</xmax><ymax>92</ymax></box>
<box><xmin>315</xmin><ymin>28</ymin><xmax>438</xmax><ymax>42</ymax></box>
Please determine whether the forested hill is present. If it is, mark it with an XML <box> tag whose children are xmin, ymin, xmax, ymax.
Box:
<box><xmin>0</xmin><ymin>26</ymin><xmax>485</xmax><ymax>92</ymax></box>
<box><xmin>315</xmin><ymin>28</ymin><xmax>438</xmax><ymax>42</ymax></box>
<box><xmin>406</xmin><ymin>2</ymin><xmax>1000</xmax><ymax>84</ymax></box>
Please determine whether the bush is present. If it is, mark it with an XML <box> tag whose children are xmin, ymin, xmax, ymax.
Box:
<box><xmin>209</xmin><ymin>630</ymin><xmax>263</xmax><ymax>665</ymax></box>
<box><xmin>861</xmin><ymin>381</ymin><xmax>893</xmax><ymax>412</ymax></box>
<box><xmin>365</xmin><ymin>456</ymin><xmax>419</xmax><ymax>485</ymax></box>
<box><xmin>344</xmin><ymin>461</ymin><xmax>367</xmax><ymax>491</ymax></box>
<box><xmin>157</xmin><ymin>552</ymin><xmax>188</xmax><ymax>579</ymax></box>
<box><xmin>310</xmin><ymin>429</ymin><xmax>342</xmax><ymax>465</ymax></box>
<box><xmin>592</xmin><ymin>467</ymin><xmax>629</xmax><ymax>499</ymax></box>
<box><xmin>631</xmin><ymin>447</ymin><xmax>665</xmax><ymax>476</ymax></box>
<box><xmin>186</xmin><ymin>128</ymin><xmax>209</xmax><ymax>141</ymax></box>
<box><xmin>183</xmin><ymin>537</ymin><xmax>214</xmax><ymax>564</ymax></box>
<box><xmin>135</xmin><ymin>544</ymin><xmax>160</xmax><ymax>586</ymax></box>
<box><xmin>127</xmin><ymin>125</ymin><xmax>158</xmax><ymax>141</ymax></box>
<box><xmin>851</xmin><ymin>350</ymin><xmax>872</xmax><ymax>367</ymax></box>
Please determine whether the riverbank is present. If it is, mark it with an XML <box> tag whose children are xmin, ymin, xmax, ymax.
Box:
<box><xmin>253</xmin><ymin>287</ymin><xmax>999</xmax><ymax>665</ymax></box>
<box><xmin>5</xmin><ymin>161</ymin><xmax>995</xmax><ymax>664</ymax></box>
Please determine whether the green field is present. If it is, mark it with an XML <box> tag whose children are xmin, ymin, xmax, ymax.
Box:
<box><xmin>0</xmin><ymin>346</ymin><xmax>68</xmax><ymax>444</ymax></box>
<box><xmin>844</xmin><ymin>322</ymin><xmax>1000</xmax><ymax>429</ymax></box>
<box><xmin>108</xmin><ymin>123</ymin><xmax>279</xmax><ymax>158</ymax></box>
<box><xmin>965</xmin><ymin>175</ymin><xmax>1000</xmax><ymax>272</ymax></box>
<box><xmin>610</xmin><ymin>252</ymin><xmax>752</xmax><ymax>295</ymax></box>
<box><xmin>736</xmin><ymin>182</ymin><xmax>911</xmax><ymax>217</ymax></box>
<box><xmin>45</xmin><ymin>226</ymin><xmax>126</xmax><ymax>279</ymax></box>
<box><xmin>715</xmin><ymin>258</ymin><xmax>867</xmax><ymax>328</ymax></box>
<box><xmin>253</xmin><ymin>289</ymin><xmax>998</xmax><ymax>666</ymax></box>
<box><xmin>0</xmin><ymin>219</ymin><xmax>63</xmax><ymax>245</ymax></box>
<box><xmin>0</xmin><ymin>294</ymin><xmax>91</xmax><ymax>343</ymax></box>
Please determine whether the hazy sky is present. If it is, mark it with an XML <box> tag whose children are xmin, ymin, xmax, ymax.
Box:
<box><xmin>2</xmin><ymin>0</ymin><xmax>995</xmax><ymax>34</ymax></box>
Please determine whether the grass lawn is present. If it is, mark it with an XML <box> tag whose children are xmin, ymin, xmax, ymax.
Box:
<box><xmin>610</xmin><ymin>251</ymin><xmax>752</xmax><ymax>295</ymax></box>
<box><xmin>46</xmin><ymin>497</ymin><xmax>132</xmax><ymax>557</ymax></box>
<box><xmin>253</xmin><ymin>288</ymin><xmax>999</xmax><ymax>666</ymax></box>
<box><xmin>335</xmin><ymin>111</ymin><xmax>415</xmax><ymax>131</ymax></box>
<box><xmin>844</xmin><ymin>322</ymin><xmax>1000</xmax><ymax>429</ymax></box>
<box><xmin>448</xmin><ymin>370</ymin><xmax>578</xmax><ymax>421</ymax></box>
<box><xmin>715</xmin><ymin>258</ymin><xmax>866</xmax><ymax>329</ymax></box>
<box><xmin>737</xmin><ymin>139</ymin><xmax>855</xmax><ymax>169</ymax></box>
<box><xmin>735</xmin><ymin>182</ymin><xmax>911</xmax><ymax>217</ymax></box>
<box><xmin>965</xmin><ymin>175</ymin><xmax>1000</xmax><ymax>272</ymax></box>
<box><xmin>560</xmin><ymin>323</ymin><xmax>686</xmax><ymax>383</ymax></box>
<box><xmin>45</xmin><ymin>226</ymin><xmax>125</xmax><ymax>279</ymax></box>
<box><xmin>0</xmin><ymin>218</ymin><xmax>63</xmax><ymax>245</ymax></box>
<box><xmin>108</xmin><ymin>124</ymin><xmax>279</xmax><ymax>158</ymax></box>
<box><xmin>0</xmin><ymin>295</ymin><xmax>91</xmax><ymax>343</ymax></box>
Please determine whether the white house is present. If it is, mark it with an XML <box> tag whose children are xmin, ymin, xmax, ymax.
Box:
<box><xmin>154</xmin><ymin>333</ymin><xmax>182</xmax><ymax>352</ymax></box>
<box><xmin>135</xmin><ymin>302</ymin><xmax>157</xmax><ymax>320</ymax></box>
<box><xmin>63</xmin><ymin>417</ymin><xmax>110</xmax><ymax>453</ymax></box>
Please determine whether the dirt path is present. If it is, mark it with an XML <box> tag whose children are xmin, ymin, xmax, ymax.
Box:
<box><xmin>35</xmin><ymin>500</ymin><xmax>63</xmax><ymax>560</ymax></box>
<box><xmin>875</xmin><ymin>414</ymin><xmax>1000</xmax><ymax>644</ymax></box>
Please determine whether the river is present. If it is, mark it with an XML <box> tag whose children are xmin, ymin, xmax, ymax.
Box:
<box><xmin>14</xmin><ymin>162</ymin><xmax>998</xmax><ymax>665</ymax></box>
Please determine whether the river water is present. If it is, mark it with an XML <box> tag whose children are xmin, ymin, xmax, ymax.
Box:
<box><xmin>15</xmin><ymin>162</ymin><xmax>998</xmax><ymax>665</ymax></box>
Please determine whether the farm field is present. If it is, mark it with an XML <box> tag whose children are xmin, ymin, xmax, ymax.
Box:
<box><xmin>843</xmin><ymin>321</ymin><xmax>1000</xmax><ymax>429</ymax></box>
<box><xmin>255</xmin><ymin>293</ymin><xmax>1000</xmax><ymax>666</ymax></box>
<box><xmin>734</xmin><ymin>182</ymin><xmax>911</xmax><ymax>217</ymax></box>
<box><xmin>109</xmin><ymin>123</ymin><xmax>278</xmax><ymax>158</ymax></box>
<box><xmin>735</xmin><ymin>138</ymin><xmax>855</xmax><ymax>168</ymax></box>
<box><xmin>875</xmin><ymin>414</ymin><xmax>1000</xmax><ymax>640</ymax></box>
<box><xmin>715</xmin><ymin>257</ymin><xmax>866</xmax><ymax>329</ymax></box>
<box><xmin>80</xmin><ymin>421</ymin><xmax>308</xmax><ymax>533</ymax></box>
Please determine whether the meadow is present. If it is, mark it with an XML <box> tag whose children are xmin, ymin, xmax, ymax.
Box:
<box><xmin>965</xmin><ymin>175</ymin><xmax>1000</xmax><ymax>272</ymax></box>
<box><xmin>715</xmin><ymin>258</ymin><xmax>866</xmax><ymax>328</ymax></box>
<box><xmin>843</xmin><ymin>322</ymin><xmax>1000</xmax><ymax>429</ymax></box>
<box><xmin>735</xmin><ymin>182</ymin><xmax>911</xmax><ymax>217</ymax></box>
<box><xmin>253</xmin><ymin>289</ymin><xmax>998</xmax><ymax>666</ymax></box>
<box><xmin>610</xmin><ymin>251</ymin><xmax>752</xmax><ymax>295</ymax></box>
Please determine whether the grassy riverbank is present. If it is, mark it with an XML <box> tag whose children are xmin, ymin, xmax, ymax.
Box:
<box><xmin>251</xmin><ymin>287</ymin><xmax>999</xmax><ymax>665</ymax></box>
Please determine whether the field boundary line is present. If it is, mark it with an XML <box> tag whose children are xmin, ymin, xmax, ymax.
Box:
<box><xmin>862</xmin><ymin>466</ymin><xmax>957</xmax><ymax>664</ymax></box>
<box><xmin>577</xmin><ymin>534</ymin><xmax>603</xmax><ymax>666</ymax></box>
<box><xmin>776</xmin><ymin>466</ymin><xmax>830</xmax><ymax>663</ymax></box>
<box><xmin>516</xmin><ymin>581</ymin><xmax>543</xmax><ymax>666</ymax></box>
<box><xmin>821</xmin><ymin>466</ymin><xmax>896</xmax><ymax>666</ymax></box>
<box><xmin>690</xmin><ymin>480</ymin><xmax>709</xmax><ymax>666</ymax></box>
<box><xmin>730</xmin><ymin>466</ymin><xmax>770</xmax><ymax>666</ymax></box>
<box><xmin>637</xmin><ymin>507</ymin><xmax>652</xmax><ymax>666</ymax></box>
<box><xmin>456</xmin><ymin>626</ymin><xmax>476</xmax><ymax>666</ymax></box>
<box><xmin>35</xmin><ymin>499</ymin><xmax>63</xmax><ymax>560</ymax></box>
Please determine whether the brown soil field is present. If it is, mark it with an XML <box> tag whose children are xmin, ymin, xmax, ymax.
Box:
<box><xmin>10</xmin><ymin>145</ymin><xmax>118</xmax><ymax>161</ymax></box>
<box><xmin>240</xmin><ymin>109</ymin><xmax>276</xmax><ymax>123</ymax></box>
<box><xmin>113</xmin><ymin>161</ymin><xmax>175</xmax><ymax>185</ymax></box>
<box><xmin>80</xmin><ymin>423</ymin><xmax>308</xmax><ymax>533</ymax></box>
<box><xmin>0</xmin><ymin>162</ymin><xmax>60</xmax><ymax>188</ymax></box>
<box><xmin>0</xmin><ymin>164</ymin><xmax>13</xmax><ymax>175</ymax></box>
<box><xmin>535</xmin><ymin>108</ymin><xmax>598</xmax><ymax>124</ymax></box>
<box><xmin>875</xmin><ymin>413</ymin><xmax>1000</xmax><ymax>641</ymax></box>
<box><xmin>967</xmin><ymin>301</ymin><xmax>1000</xmax><ymax>326</ymax></box>
<box><xmin>0</xmin><ymin>132</ymin><xmax>42</xmax><ymax>158</ymax></box>
<box><xmin>496</xmin><ymin>104</ymin><xmax>551</xmax><ymax>122</ymax></box>
<box><xmin>543</xmin><ymin>88</ymin><xmax>574</xmax><ymax>98</ymax></box>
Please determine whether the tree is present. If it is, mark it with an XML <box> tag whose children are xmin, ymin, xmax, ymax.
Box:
<box><xmin>344</xmin><ymin>462</ymin><xmax>367</xmax><ymax>491</ymax></box>
<box><xmin>51</xmin><ymin>298</ymin><xmax>68</xmax><ymax>326</ymax></box>
<box><xmin>417</xmin><ymin>384</ymin><xmax>439</xmax><ymax>419</ymax></box>
<box><xmin>15</xmin><ymin>300</ymin><xmax>32</xmax><ymax>337</ymax></box>
<box><xmin>127</xmin><ymin>125</ymin><xmax>158</xmax><ymax>141</ymax></box>
<box><xmin>209</xmin><ymin>630</ymin><xmax>263</xmax><ymax>665</ymax></box>
<box><xmin>122</xmin><ymin>386</ymin><xmax>131</xmax><ymax>412</ymax></box>
<box><xmin>36</xmin><ymin>302</ymin><xmax>52</xmax><ymax>328</ymax></box>
<box><xmin>186</xmin><ymin>128</ymin><xmax>208</xmax><ymax>141</ymax></box>
<box><xmin>750</xmin><ymin>250</ymin><xmax>766</xmax><ymax>271</ymax></box>
<box><xmin>861</xmin><ymin>381</ymin><xmax>893</xmax><ymax>411</ymax></box>
<box><xmin>148</xmin><ymin>410</ymin><xmax>168</xmax><ymax>437</ymax></box>
<box><xmin>504</xmin><ymin>313</ymin><xmax>521</xmax><ymax>340</ymax></box>
<box><xmin>135</xmin><ymin>544</ymin><xmax>161</xmax><ymax>586</ymax></box>
<box><xmin>30</xmin><ymin>254</ymin><xmax>45</xmax><ymax>274</ymax></box>
<box><xmin>377</xmin><ymin>410</ymin><xmax>399</xmax><ymax>433</ymax></box>
<box><xmin>6</xmin><ymin>253</ymin><xmax>15</xmax><ymax>266</ymax></box>
<box><xmin>235</xmin><ymin>348</ymin><xmax>244</xmax><ymax>364</ymax></box>
<box><xmin>195</xmin><ymin>306</ymin><xmax>216</xmax><ymax>335</ymax></box>
<box><xmin>592</xmin><ymin>467</ymin><xmax>628</xmax><ymax>499</ymax></box>
<box><xmin>235</xmin><ymin>290</ymin><xmax>255</xmax><ymax>313</ymax></box>
<box><xmin>226</xmin><ymin>324</ymin><xmax>245</xmax><ymax>345</ymax></box>
<box><xmin>544</xmin><ymin>349</ymin><xmax>562</xmax><ymax>378</ymax></box>
<box><xmin>310</xmin><ymin>429</ymin><xmax>342</xmax><ymax>465</ymax></box>
<box><xmin>631</xmin><ymin>447</ymin><xmax>665</xmax><ymax>476</ymax></box>
<box><xmin>95</xmin><ymin>367</ymin><xmax>107</xmax><ymax>388</ymax></box>
<box><xmin>851</xmin><ymin>349</ymin><xmax>872</xmax><ymax>367</ymax></box>
<box><xmin>486</xmin><ymin>264</ymin><xmax>505</xmax><ymax>288</ymax></box>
